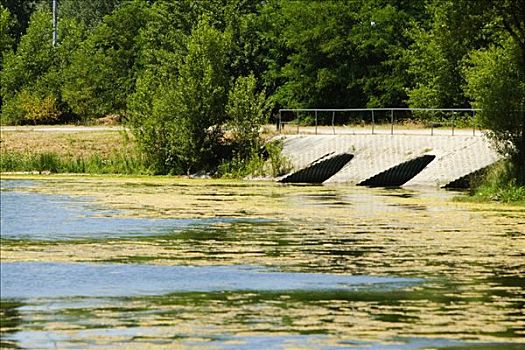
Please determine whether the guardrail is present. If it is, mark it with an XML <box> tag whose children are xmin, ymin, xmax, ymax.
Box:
<box><xmin>278</xmin><ymin>108</ymin><xmax>482</xmax><ymax>136</ymax></box>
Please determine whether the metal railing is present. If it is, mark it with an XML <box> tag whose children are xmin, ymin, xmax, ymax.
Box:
<box><xmin>278</xmin><ymin>108</ymin><xmax>482</xmax><ymax>136</ymax></box>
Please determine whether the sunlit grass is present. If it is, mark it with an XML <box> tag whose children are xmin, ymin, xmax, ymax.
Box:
<box><xmin>0</xmin><ymin>128</ymin><xmax>134</xmax><ymax>157</ymax></box>
<box><xmin>457</xmin><ymin>160</ymin><xmax>525</xmax><ymax>206</ymax></box>
<box><xmin>0</xmin><ymin>151</ymin><xmax>149</xmax><ymax>175</ymax></box>
<box><xmin>0</xmin><ymin>127</ymin><xmax>148</xmax><ymax>174</ymax></box>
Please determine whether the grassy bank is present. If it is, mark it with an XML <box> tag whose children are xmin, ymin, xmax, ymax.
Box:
<box><xmin>0</xmin><ymin>151</ymin><xmax>148</xmax><ymax>174</ymax></box>
<box><xmin>0</xmin><ymin>125</ymin><xmax>288</xmax><ymax>177</ymax></box>
<box><xmin>0</xmin><ymin>127</ymin><xmax>149</xmax><ymax>174</ymax></box>
<box><xmin>459</xmin><ymin>161</ymin><xmax>525</xmax><ymax>206</ymax></box>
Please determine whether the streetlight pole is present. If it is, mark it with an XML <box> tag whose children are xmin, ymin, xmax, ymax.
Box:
<box><xmin>52</xmin><ymin>0</ymin><xmax>57</xmax><ymax>46</ymax></box>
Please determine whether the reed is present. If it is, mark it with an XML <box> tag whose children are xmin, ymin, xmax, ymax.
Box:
<box><xmin>0</xmin><ymin>151</ymin><xmax>149</xmax><ymax>175</ymax></box>
<box><xmin>465</xmin><ymin>160</ymin><xmax>525</xmax><ymax>205</ymax></box>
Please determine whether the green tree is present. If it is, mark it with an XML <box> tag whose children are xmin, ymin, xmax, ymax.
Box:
<box><xmin>464</xmin><ymin>40</ymin><xmax>524</xmax><ymax>177</ymax></box>
<box><xmin>353</xmin><ymin>0</ymin><xmax>428</xmax><ymax>108</ymax></box>
<box><xmin>129</xmin><ymin>19</ymin><xmax>230</xmax><ymax>174</ymax></box>
<box><xmin>462</xmin><ymin>0</ymin><xmax>525</xmax><ymax>183</ymax></box>
<box><xmin>222</xmin><ymin>0</ymin><xmax>267</xmax><ymax>83</ymax></box>
<box><xmin>1</xmin><ymin>5</ymin><xmax>14</xmax><ymax>115</ymax></box>
<box><xmin>261</xmin><ymin>0</ymin><xmax>425</xmax><ymax>110</ymax></box>
<box><xmin>1</xmin><ymin>9</ymin><xmax>85</xmax><ymax>124</ymax></box>
<box><xmin>1</xmin><ymin>10</ymin><xmax>53</xmax><ymax>111</ymax></box>
<box><xmin>132</xmin><ymin>0</ymin><xmax>263</xmax><ymax>114</ymax></box>
<box><xmin>130</xmin><ymin>0</ymin><xmax>198</xmax><ymax>120</ymax></box>
<box><xmin>405</xmin><ymin>0</ymin><xmax>495</xmax><ymax>110</ymax></box>
<box><xmin>482</xmin><ymin>0</ymin><xmax>525</xmax><ymax>68</ymax></box>
<box><xmin>270</xmin><ymin>0</ymin><xmax>365</xmax><ymax>109</ymax></box>
<box><xmin>1</xmin><ymin>0</ymin><xmax>42</xmax><ymax>45</ymax></box>
<box><xmin>62</xmin><ymin>0</ymin><xmax>149</xmax><ymax>118</ymax></box>
<box><xmin>1</xmin><ymin>5</ymin><xmax>13</xmax><ymax>60</ymax></box>
<box><xmin>226</xmin><ymin>74</ymin><xmax>267</xmax><ymax>159</ymax></box>
<box><xmin>255</xmin><ymin>0</ymin><xmax>290</xmax><ymax>100</ymax></box>
<box><xmin>128</xmin><ymin>0</ymin><xmax>265</xmax><ymax>174</ymax></box>
<box><xmin>59</xmin><ymin>0</ymin><xmax>122</xmax><ymax>28</ymax></box>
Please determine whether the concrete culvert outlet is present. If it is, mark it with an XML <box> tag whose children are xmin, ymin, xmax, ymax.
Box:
<box><xmin>358</xmin><ymin>155</ymin><xmax>436</xmax><ymax>187</ymax></box>
<box><xmin>279</xmin><ymin>153</ymin><xmax>354</xmax><ymax>184</ymax></box>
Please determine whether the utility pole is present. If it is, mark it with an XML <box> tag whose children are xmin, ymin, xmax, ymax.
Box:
<box><xmin>52</xmin><ymin>0</ymin><xmax>57</xmax><ymax>46</ymax></box>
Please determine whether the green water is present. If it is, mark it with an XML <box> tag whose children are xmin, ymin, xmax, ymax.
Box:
<box><xmin>1</xmin><ymin>178</ymin><xmax>524</xmax><ymax>349</ymax></box>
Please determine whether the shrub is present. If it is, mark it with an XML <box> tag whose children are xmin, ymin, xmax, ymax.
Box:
<box><xmin>0</xmin><ymin>151</ymin><xmax>148</xmax><ymax>175</ymax></box>
<box><xmin>128</xmin><ymin>18</ymin><xmax>230</xmax><ymax>174</ymax></box>
<box><xmin>265</xmin><ymin>139</ymin><xmax>292</xmax><ymax>177</ymax></box>
<box><xmin>1</xmin><ymin>9</ymin><xmax>86</xmax><ymax>124</ymax></box>
<box><xmin>17</xmin><ymin>90</ymin><xmax>60</xmax><ymax>124</ymax></box>
<box><xmin>226</xmin><ymin>74</ymin><xmax>267</xmax><ymax>160</ymax></box>
<box><xmin>471</xmin><ymin>160</ymin><xmax>525</xmax><ymax>204</ymax></box>
<box><xmin>463</xmin><ymin>38</ymin><xmax>525</xmax><ymax>184</ymax></box>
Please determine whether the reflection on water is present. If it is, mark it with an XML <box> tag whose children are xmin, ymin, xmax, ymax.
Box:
<box><xmin>0</xmin><ymin>178</ymin><xmax>524</xmax><ymax>349</ymax></box>
<box><xmin>0</xmin><ymin>183</ymin><xmax>258</xmax><ymax>240</ymax></box>
<box><xmin>1</xmin><ymin>262</ymin><xmax>420</xmax><ymax>298</ymax></box>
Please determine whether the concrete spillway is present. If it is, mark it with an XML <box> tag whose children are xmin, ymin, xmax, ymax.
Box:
<box><xmin>278</xmin><ymin>134</ymin><xmax>501</xmax><ymax>187</ymax></box>
<box><xmin>278</xmin><ymin>153</ymin><xmax>354</xmax><ymax>183</ymax></box>
<box><xmin>357</xmin><ymin>155</ymin><xmax>436</xmax><ymax>187</ymax></box>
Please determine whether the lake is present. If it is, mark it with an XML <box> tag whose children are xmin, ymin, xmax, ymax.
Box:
<box><xmin>1</xmin><ymin>177</ymin><xmax>524</xmax><ymax>349</ymax></box>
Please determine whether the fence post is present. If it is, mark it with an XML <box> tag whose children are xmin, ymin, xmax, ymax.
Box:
<box><xmin>452</xmin><ymin>112</ymin><xmax>455</xmax><ymax>136</ymax></box>
<box><xmin>296</xmin><ymin>111</ymin><xmax>300</xmax><ymax>134</ymax></box>
<box><xmin>278</xmin><ymin>110</ymin><xmax>282</xmax><ymax>133</ymax></box>
<box><xmin>390</xmin><ymin>109</ymin><xmax>394</xmax><ymax>135</ymax></box>
<box><xmin>52</xmin><ymin>0</ymin><xmax>58</xmax><ymax>46</ymax></box>
<box><xmin>371</xmin><ymin>110</ymin><xmax>375</xmax><ymax>135</ymax></box>
<box><xmin>472</xmin><ymin>111</ymin><xmax>476</xmax><ymax>136</ymax></box>
<box><xmin>315</xmin><ymin>110</ymin><xmax>318</xmax><ymax>135</ymax></box>
<box><xmin>332</xmin><ymin>111</ymin><xmax>335</xmax><ymax>135</ymax></box>
<box><xmin>278</xmin><ymin>108</ymin><xmax>480</xmax><ymax>136</ymax></box>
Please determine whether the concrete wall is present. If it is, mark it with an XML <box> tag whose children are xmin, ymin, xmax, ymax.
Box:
<box><xmin>279</xmin><ymin>134</ymin><xmax>501</xmax><ymax>187</ymax></box>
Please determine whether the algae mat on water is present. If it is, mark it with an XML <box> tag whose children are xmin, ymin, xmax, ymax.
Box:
<box><xmin>1</xmin><ymin>175</ymin><xmax>523</xmax><ymax>269</ymax></box>
<box><xmin>1</xmin><ymin>175</ymin><xmax>524</xmax><ymax>349</ymax></box>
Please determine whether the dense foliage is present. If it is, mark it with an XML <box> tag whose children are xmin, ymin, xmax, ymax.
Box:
<box><xmin>1</xmin><ymin>0</ymin><xmax>524</xmax><ymax>181</ymax></box>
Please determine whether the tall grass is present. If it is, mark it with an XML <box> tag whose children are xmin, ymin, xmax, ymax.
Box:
<box><xmin>216</xmin><ymin>154</ymin><xmax>266</xmax><ymax>179</ymax></box>
<box><xmin>0</xmin><ymin>151</ymin><xmax>149</xmax><ymax>175</ymax></box>
<box><xmin>468</xmin><ymin>160</ymin><xmax>525</xmax><ymax>205</ymax></box>
<box><xmin>216</xmin><ymin>140</ymin><xmax>293</xmax><ymax>179</ymax></box>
